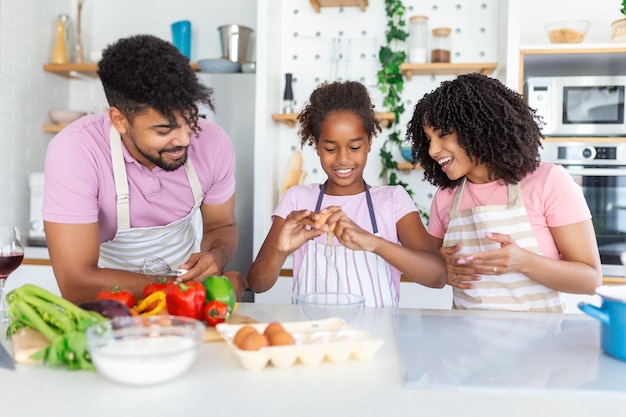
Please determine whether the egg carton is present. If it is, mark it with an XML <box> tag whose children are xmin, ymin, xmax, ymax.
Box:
<box><xmin>216</xmin><ymin>317</ymin><xmax>384</xmax><ymax>371</ymax></box>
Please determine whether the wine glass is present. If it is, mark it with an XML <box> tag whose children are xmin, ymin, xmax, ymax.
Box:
<box><xmin>0</xmin><ymin>226</ymin><xmax>24</xmax><ymax>323</ymax></box>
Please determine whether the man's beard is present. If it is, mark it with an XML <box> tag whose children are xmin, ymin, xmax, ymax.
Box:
<box><xmin>130</xmin><ymin>131</ymin><xmax>188</xmax><ymax>171</ymax></box>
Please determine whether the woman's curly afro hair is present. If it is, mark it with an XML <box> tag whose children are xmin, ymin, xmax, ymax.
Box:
<box><xmin>405</xmin><ymin>73</ymin><xmax>544</xmax><ymax>189</ymax></box>
<box><xmin>297</xmin><ymin>80</ymin><xmax>382</xmax><ymax>147</ymax></box>
<box><xmin>97</xmin><ymin>34</ymin><xmax>213</xmax><ymax>132</ymax></box>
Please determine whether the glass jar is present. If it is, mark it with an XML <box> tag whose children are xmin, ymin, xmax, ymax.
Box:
<box><xmin>431</xmin><ymin>27</ymin><xmax>451</xmax><ymax>63</ymax></box>
<box><xmin>408</xmin><ymin>15</ymin><xmax>429</xmax><ymax>64</ymax></box>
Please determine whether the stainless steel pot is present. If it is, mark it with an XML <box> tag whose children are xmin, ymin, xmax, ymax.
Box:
<box><xmin>218</xmin><ymin>24</ymin><xmax>253</xmax><ymax>63</ymax></box>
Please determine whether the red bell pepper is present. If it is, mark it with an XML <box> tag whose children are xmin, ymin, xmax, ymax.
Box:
<box><xmin>203</xmin><ymin>300</ymin><xmax>230</xmax><ymax>327</ymax></box>
<box><xmin>143</xmin><ymin>278</ymin><xmax>176</xmax><ymax>299</ymax></box>
<box><xmin>96</xmin><ymin>286</ymin><xmax>136</xmax><ymax>309</ymax></box>
<box><xmin>166</xmin><ymin>282</ymin><xmax>206</xmax><ymax>321</ymax></box>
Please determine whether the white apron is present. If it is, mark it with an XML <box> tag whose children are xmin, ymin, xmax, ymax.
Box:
<box><xmin>98</xmin><ymin>126</ymin><xmax>204</xmax><ymax>272</ymax></box>
<box><xmin>294</xmin><ymin>181</ymin><xmax>397</xmax><ymax>307</ymax></box>
<box><xmin>443</xmin><ymin>179</ymin><xmax>563</xmax><ymax>312</ymax></box>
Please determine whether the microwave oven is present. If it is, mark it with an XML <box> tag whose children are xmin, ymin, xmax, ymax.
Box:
<box><xmin>526</xmin><ymin>75</ymin><xmax>626</xmax><ymax>137</ymax></box>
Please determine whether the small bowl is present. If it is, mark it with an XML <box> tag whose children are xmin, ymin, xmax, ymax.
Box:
<box><xmin>86</xmin><ymin>315</ymin><xmax>205</xmax><ymax>386</ymax></box>
<box><xmin>48</xmin><ymin>110</ymin><xmax>87</xmax><ymax>124</ymax></box>
<box><xmin>197</xmin><ymin>58</ymin><xmax>241</xmax><ymax>73</ymax></box>
<box><xmin>545</xmin><ymin>20</ymin><xmax>590</xmax><ymax>44</ymax></box>
<box><xmin>401</xmin><ymin>146</ymin><xmax>414</xmax><ymax>162</ymax></box>
<box><xmin>296</xmin><ymin>292</ymin><xmax>366</xmax><ymax>323</ymax></box>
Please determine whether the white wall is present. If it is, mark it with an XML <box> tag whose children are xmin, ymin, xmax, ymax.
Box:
<box><xmin>0</xmin><ymin>0</ymin><xmax>70</xmax><ymax>234</ymax></box>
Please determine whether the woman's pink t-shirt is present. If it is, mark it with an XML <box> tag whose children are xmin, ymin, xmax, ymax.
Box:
<box><xmin>428</xmin><ymin>162</ymin><xmax>591</xmax><ymax>260</ymax></box>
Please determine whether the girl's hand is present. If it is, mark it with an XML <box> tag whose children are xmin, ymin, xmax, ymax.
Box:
<box><xmin>442</xmin><ymin>243</ymin><xmax>480</xmax><ymax>289</ymax></box>
<box><xmin>276</xmin><ymin>209</ymin><xmax>322</xmax><ymax>252</ymax></box>
<box><xmin>326</xmin><ymin>209</ymin><xmax>378</xmax><ymax>252</ymax></box>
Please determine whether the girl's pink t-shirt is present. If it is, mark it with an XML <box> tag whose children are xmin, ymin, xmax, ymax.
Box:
<box><xmin>428</xmin><ymin>162</ymin><xmax>591</xmax><ymax>260</ymax></box>
<box><xmin>43</xmin><ymin>114</ymin><xmax>236</xmax><ymax>243</ymax></box>
<box><xmin>273</xmin><ymin>183</ymin><xmax>418</xmax><ymax>290</ymax></box>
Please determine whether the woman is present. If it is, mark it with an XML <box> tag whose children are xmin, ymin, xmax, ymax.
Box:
<box><xmin>406</xmin><ymin>73</ymin><xmax>602</xmax><ymax>312</ymax></box>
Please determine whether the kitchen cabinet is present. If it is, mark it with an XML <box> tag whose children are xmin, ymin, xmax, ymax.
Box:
<box><xmin>520</xmin><ymin>44</ymin><xmax>626</xmax><ymax>146</ymax></box>
<box><xmin>400</xmin><ymin>62</ymin><xmax>498</xmax><ymax>80</ymax></box>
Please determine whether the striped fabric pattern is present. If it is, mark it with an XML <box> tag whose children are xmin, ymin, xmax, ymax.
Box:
<box><xmin>294</xmin><ymin>238</ymin><xmax>397</xmax><ymax>307</ymax></box>
<box><xmin>444</xmin><ymin>180</ymin><xmax>563</xmax><ymax>312</ymax></box>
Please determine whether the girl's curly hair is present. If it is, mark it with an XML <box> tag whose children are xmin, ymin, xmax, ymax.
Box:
<box><xmin>97</xmin><ymin>34</ymin><xmax>214</xmax><ymax>133</ymax></box>
<box><xmin>297</xmin><ymin>80</ymin><xmax>382</xmax><ymax>147</ymax></box>
<box><xmin>406</xmin><ymin>73</ymin><xmax>544</xmax><ymax>189</ymax></box>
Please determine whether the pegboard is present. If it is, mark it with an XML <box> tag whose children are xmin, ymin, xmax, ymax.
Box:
<box><xmin>272</xmin><ymin>0</ymin><xmax>502</xmax><ymax>212</ymax></box>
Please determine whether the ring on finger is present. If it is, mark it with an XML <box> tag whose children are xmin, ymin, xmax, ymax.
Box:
<box><xmin>453</xmin><ymin>273</ymin><xmax>457</xmax><ymax>282</ymax></box>
<box><xmin>452</xmin><ymin>257</ymin><xmax>457</xmax><ymax>266</ymax></box>
<box><xmin>492</xmin><ymin>266</ymin><xmax>497</xmax><ymax>273</ymax></box>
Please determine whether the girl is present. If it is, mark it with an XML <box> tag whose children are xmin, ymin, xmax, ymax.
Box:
<box><xmin>247</xmin><ymin>81</ymin><xmax>447</xmax><ymax>307</ymax></box>
<box><xmin>406</xmin><ymin>73</ymin><xmax>602</xmax><ymax>312</ymax></box>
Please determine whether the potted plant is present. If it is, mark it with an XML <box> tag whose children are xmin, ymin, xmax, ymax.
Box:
<box><xmin>611</xmin><ymin>0</ymin><xmax>626</xmax><ymax>42</ymax></box>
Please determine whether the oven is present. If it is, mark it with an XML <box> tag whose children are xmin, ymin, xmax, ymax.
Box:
<box><xmin>541</xmin><ymin>142</ymin><xmax>626</xmax><ymax>277</ymax></box>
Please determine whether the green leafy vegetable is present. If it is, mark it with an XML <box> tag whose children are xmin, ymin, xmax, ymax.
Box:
<box><xmin>6</xmin><ymin>284</ymin><xmax>107</xmax><ymax>371</ymax></box>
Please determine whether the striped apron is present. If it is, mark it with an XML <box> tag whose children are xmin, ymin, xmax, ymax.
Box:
<box><xmin>294</xmin><ymin>181</ymin><xmax>396</xmax><ymax>307</ymax></box>
<box><xmin>443</xmin><ymin>179</ymin><xmax>563</xmax><ymax>312</ymax></box>
<box><xmin>98</xmin><ymin>126</ymin><xmax>204</xmax><ymax>273</ymax></box>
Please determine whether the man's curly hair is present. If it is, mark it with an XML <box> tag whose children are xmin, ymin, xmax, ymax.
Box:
<box><xmin>405</xmin><ymin>73</ymin><xmax>544</xmax><ymax>189</ymax></box>
<box><xmin>297</xmin><ymin>80</ymin><xmax>382</xmax><ymax>147</ymax></box>
<box><xmin>97</xmin><ymin>34</ymin><xmax>213</xmax><ymax>132</ymax></box>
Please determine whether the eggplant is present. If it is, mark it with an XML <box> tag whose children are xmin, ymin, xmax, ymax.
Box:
<box><xmin>79</xmin><ymin>299</ymin><xmax>132</xmax><ymax>320</ymax></box>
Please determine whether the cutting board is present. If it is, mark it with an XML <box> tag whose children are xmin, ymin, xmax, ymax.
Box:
<box><xmin>10</xmin><ymin>312</ymin><xmax>258</xmax><ymax>364</ymax></box>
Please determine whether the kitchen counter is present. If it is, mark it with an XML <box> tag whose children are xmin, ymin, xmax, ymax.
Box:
<box><xmin>1</xmin><ymin>304</ymin><xmax>626</xmax><ymax>416</ymax></box>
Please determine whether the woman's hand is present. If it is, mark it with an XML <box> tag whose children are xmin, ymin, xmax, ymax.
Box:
<box><xmin>442</xmin><ymin>243</ymin><xmax>481</xmax><ymax>289</ymax></box>
<box><xmin>455</xmin><ymin>232</ymin><xmax>528</xmax><ymax>276</ymax></box>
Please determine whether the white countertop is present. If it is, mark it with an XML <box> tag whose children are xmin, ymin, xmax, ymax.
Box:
<box><xmin>1</xmin><ymin>304</ymin><xmax>626</xmax><ymax>416</ymax></box>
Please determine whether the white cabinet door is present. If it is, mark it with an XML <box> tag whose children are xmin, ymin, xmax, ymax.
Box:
<box><xmin>5</xmin><ymin>265</ymin><xmax>60</xmax><ymax>296</ymax></box>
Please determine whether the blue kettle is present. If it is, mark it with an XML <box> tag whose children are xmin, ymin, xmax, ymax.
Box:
<box><xmin>579</xmin><ymin>285</ymin><xmax>626</xmax><ymax>362</ymax></box>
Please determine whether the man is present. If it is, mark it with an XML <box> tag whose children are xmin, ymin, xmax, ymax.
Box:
<box><xmin>43</xmin><ymin>34</ymin><xmax>245</xmax><ymax>304</ymax></box>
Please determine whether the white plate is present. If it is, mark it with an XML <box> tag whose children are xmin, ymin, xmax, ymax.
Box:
<box><xmin>216</xmin><ymin>318</ymin><xmax>384</xmax><ymax>370</ymax></box>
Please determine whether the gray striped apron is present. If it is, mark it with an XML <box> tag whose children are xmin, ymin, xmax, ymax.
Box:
<box><xmin>294</xmin><ymin>181</ymin><xmax>396</xmax><ymax>307</ymax></box>
<box><xmin>98</xmin><ymin>126</ymin><xmax>203</xmax><ymax>272</ymax></box>
<box><xmin>443</xmin><ymin>179</ymin><xmax>563</xmax><ymax>312</ymax></box>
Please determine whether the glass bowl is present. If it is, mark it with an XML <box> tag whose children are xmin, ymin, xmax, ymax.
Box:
<box><xmin>86</xmin><ymin>315</ymin><xmax>205</xmax><ymax>386</ymax></box>
<box><xmin>295</xmin><ymin>292</ymin><xmax>365</xmax><ymax>323</ymax></box>
<box><xmin>545</xmin><ymin>20</ymin><xmax>590</xmax><ymax>44</ymax></box>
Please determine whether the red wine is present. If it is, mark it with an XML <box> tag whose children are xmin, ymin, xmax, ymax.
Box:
<box><xmin>0</xmin><ymin>253</ymin><xmax>24</xmax><ymax>278</ymax></box>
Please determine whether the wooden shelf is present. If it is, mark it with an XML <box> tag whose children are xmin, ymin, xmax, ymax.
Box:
<box><xmin>272</xmin><ymin>112</ymin><xmax>395</xmax><ymax>128</ymax></box>
<box><xmin>397</xmin><ymin>162</ymin><xmax>422</xmax><ymax>174</ymax></box>
<box><xmin>309</xmin><ymin>0</ymin><xmax>368</xmax><ymax>13</ymax></box>
<box><xmin>44</xmin><ymin>62</ymin><xmax>200</xmax><ymax>78</ymax></box>
<box><xmin>400</xmin><ymin>62</ymin><xmax>497</xmax><ymax>80</ymax></box>
<box><xmin>42</xmin><ymin>124</ymin><xmax>66</xmax><ymax>133</ymax></box>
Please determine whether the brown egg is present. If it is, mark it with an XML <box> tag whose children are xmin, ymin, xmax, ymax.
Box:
<box><xmin>263</xmin><ymin>322</ymin><xmax>285</xmax><ymax>338</ymax></box>
<box><xmin>233</xmin><ymin>325</ymin><xmax>259</xmax><ymax>348</ymax></box>
<box><xmin>268</xmin><ymin>330</ymin><xmax>296</xmax><ymax>346</ymax></box>
<box><xmin>238</xmin><ymin>332</ymin><xmax>269</xmax><ymax>351</ymax></box>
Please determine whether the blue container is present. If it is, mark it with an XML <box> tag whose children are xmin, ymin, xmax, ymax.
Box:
<box><xmin>579</xmin><ymin>285</ymin><xmax>626</xmax><ymax>362</ymax></box>
<box><xmin>171</xmin><ymin>20</ymin><xmax>191</xmax><ymax>59</ymax></box>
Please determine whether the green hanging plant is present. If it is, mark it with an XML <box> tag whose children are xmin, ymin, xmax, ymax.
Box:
<box><xmin>377</xmin><ymin>0</ymin><xmax>428</xmax><ymax>221</ymax></box>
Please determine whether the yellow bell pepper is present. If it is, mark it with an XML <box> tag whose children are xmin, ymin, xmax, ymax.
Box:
<box><xmin>134</xmin><ymin>290</ymin><xmax>167</xmax><ymax>316</ymax></box>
